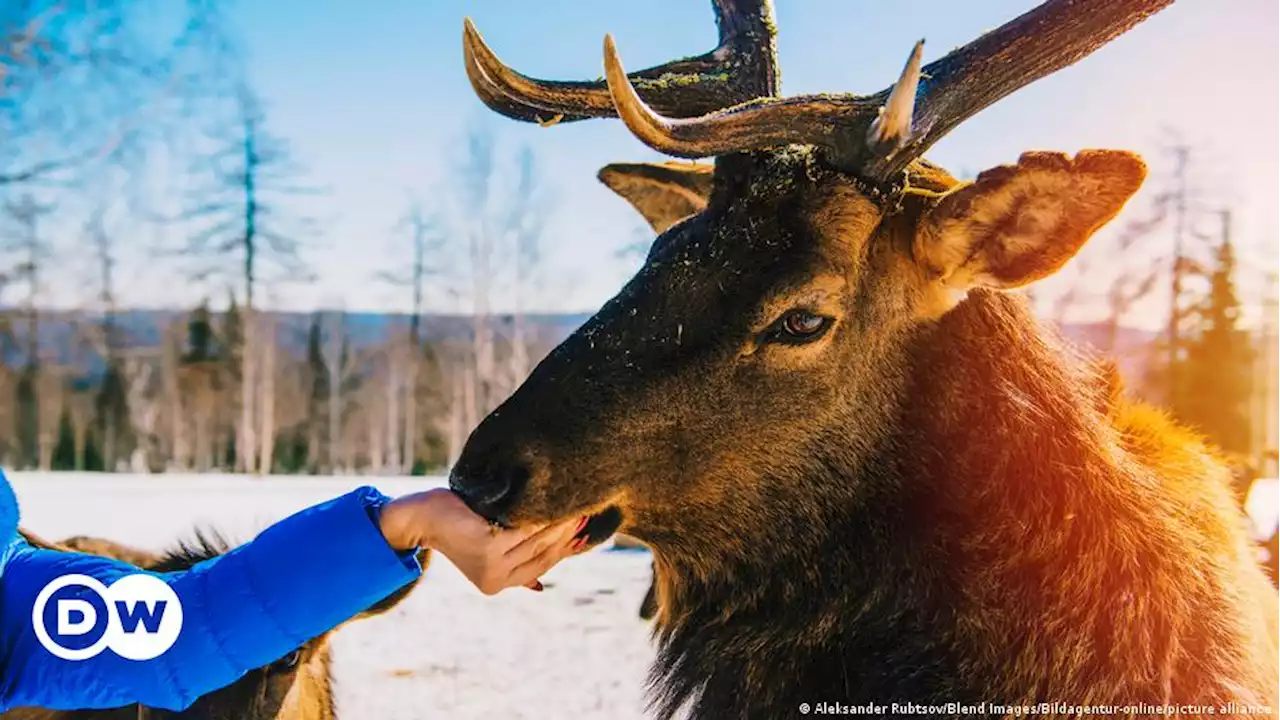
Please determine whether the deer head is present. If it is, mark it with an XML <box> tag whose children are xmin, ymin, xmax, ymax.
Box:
<box><xmin>451</xmin><ymin>0</ymin><xmax>1164</xmax><ymax>569</ymax></box>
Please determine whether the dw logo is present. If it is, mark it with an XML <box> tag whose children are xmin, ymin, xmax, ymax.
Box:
<box><xmin>32</xmin><ymin>574</ymin><xmax>183</xmax><ymax>661</ymax></box>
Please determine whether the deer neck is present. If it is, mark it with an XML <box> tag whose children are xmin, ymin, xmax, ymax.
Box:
<box><xmin>890</xmin><ymin>289</ymin><xmax>1273</xmax><ymax>708</ymax></box>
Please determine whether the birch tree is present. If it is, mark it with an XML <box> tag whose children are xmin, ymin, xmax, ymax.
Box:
<box><xmin>459</xmin><ymin>127</ymin><xmax>498</xmax><ymax>425</ymax></box>
<box><xmin>258</xmin><ymin>312</ymin><xmax>278</xmax><ymax>473</ymax></box>
<box><xmin>449</xmin><ymin>124</ymin><xmax>552</xmax><ymax>432</ymax></box>
<box><xmin>161</xmin><ymin>319</ymin><xmax>188</xmax><ymax>469</ymax></box>
<box><xmin>378</xmin><ymin>200</ymin><xmax>444</xmax><ymax>472</ymax></box>
<box><xmin>502</xmin><ymin>146</ymin><xmax>547</xmax><ymax>390</ymax></box>
<box><xmin>320</xmin><ymin>309</ymin><xmax>358</xmax><ymax>474</ymax></box>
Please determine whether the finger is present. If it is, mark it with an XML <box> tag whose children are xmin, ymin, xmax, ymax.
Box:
<box><xmin>497</xmin><ymin>525</ymin><xmax>562</xmax><ymax>568</ymax></box>
<box><xmin>508</xmin><ymin>531</ymin><xmax>581</xmax><ymax>588</ymax></box>
<box><xmin>502</xmin><ymin>516</ymin><xmax>584</xmax><ymax>561</ymax></box>
<box><xmin>490</xmin><ymin>521</ymin><xmax>552</xmax><ymax>553</ymax></box>
<box><xmin>500</xmin><ymin>520</ymin><xmax>578</xmax><ymax>569</ymax></box>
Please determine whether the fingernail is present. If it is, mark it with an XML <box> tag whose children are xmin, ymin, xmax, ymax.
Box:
<box><xmin>572</xmin><ymin>536</ymin><xmax>588</xmax><ymax>552</ymax></box>
<box><xmin>528</xmin><ymin>580</ymin><xmax>544</xmax><ymax>592</ymax></box>
<box><xmin>574</xmin><ymin>516</ymin><xmax>589</xmax><ymax>534</ymax></box>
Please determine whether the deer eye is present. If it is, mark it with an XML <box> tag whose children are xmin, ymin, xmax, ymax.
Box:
<box><xmin>766</xmin><ymin>310</ymin><xmax>833</xmax><ymax>345</ymax></box>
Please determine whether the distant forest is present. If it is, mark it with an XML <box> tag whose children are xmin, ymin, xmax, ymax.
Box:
<box><xmin>0</xmin><ymin>301</ymin><xmax>1271</xmax><ymax>477</ymax></box>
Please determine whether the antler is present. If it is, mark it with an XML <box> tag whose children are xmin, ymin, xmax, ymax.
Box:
<box><xmin>603</xmin><ymin>0</ymin><xmax>1174</xmax><ymax>181</ymax></box>
<box><xmin>462</xmin><ymin>0</ymin><xmax>778</xmax><ymax>124</ymax></box>
<box><xmin>476</xmin><ymin>0</ymin><xmax>1171</xmax><ymax>184</ymax></box>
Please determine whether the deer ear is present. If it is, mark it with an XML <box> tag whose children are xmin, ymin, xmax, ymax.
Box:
<box><xmin>914</xmin><ymin>150</ymin><xmax>1146</xmax><ymax>290</ymax></box>
<box><xmin>598</xmin><ymin>161</ymin><xmax>715</xmax><ymax>234</ymax></box>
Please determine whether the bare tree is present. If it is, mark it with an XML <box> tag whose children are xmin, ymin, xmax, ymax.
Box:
<box><xmin>503</xmin><ymin>146</ymin><xmax>548</xmax><ymax>390</ymax></box>
<box><xmin>161</xmin><ymin>319</ymin><xmax>189</xmax><ymax>469</ymax></box>
<box><xmin>320</xmin><ymin>309</ymin><xmax>358</xmax><ymax>474</ymax></box>
<box><xmin>258</xmin><ymin>313</ymin><xmax>278</xmax><ymax>474</ymax></box>
<box><xmin>2</xmin><ymin>195</ymin><xmax>53</xmax><ymax>362</ymax></box>
<box><xmin>34</xmin><ymin>362</ymin><xmax>64</xmax><ymax>471</ymax></box>
<box><xmin>120</xmin><ymin>348</ymin><xmax>161</xmax><ymax>473</ymax></box>
<box><xmin>186</xmin><ymin>361</ymin><xmax>219</xmax><ymax>472</ymax></box>
<box><xmin>445</xmin><ymin>123</ymin><xmax>555</xmax><ymax>441</ymax></box>
<box><xmin>1100</xmin><ymin>205</ymin><xmax>1168</xmax><ymax>355</ymax></box>
<box><xmin>443</xmin><ymin>341</ymin><xmax>475</xmax><ymax>469</ymax></box>
<box><xmin>2</xmin><ymin>1</ymin><xmax>238</xmax><ymax>191</ymax></box>
<box><xmin>0</xmin><ymin>358</ymin><xmax>14</xmax><ymax>466</ymax></box>
<box><xmin>1</xmin><ymin>194</ymin><xmax>55</xmax><ymax>468</ymax></box>
<box><xmin>460</xmin><ymin>127</ymin><xmax>498</xmax><ymax>426</ymax></box>
<box><xmin>173</xmin><ymin>87</ymin><xmax>316</xmax><ymax>473</ymax></box>
<box><xmin>378</xmin><ymin>200</ymin><xmax>445</xmax><ymax>473</ymax></box>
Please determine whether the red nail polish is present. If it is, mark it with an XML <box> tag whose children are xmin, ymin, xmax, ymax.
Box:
<box><xmin>575</xmin><ymin>516</ymin><xmax>589</xmax><ymax>534</ymax></box>
<box><xmin>530</xmin><ymin>580</ymin><xmax>544</xmax><ymax>592</ymax></box>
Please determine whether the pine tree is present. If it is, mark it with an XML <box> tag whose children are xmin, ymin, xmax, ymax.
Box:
<box><xmin>1176</xmin><ymin>211</ymin><xmax>1254</xmax><ymax>456</ymax></box>
<box><xmin>304</xmin><ymin>313</ymin><xmax>329</xmax><ymax>473</ymax></box>
<box><xmin>94</xmin><ymin>360</ymin><xmax>128</xmax><ymax>472</ymax></box>
<box><xmin>186</xmin><ymin>301</ymin><xmax>216</xmax><ymax>363</ymax></box>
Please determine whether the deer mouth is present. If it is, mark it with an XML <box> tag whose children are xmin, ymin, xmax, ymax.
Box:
<box><xmin>573</xmin><ymin>505</ymin><xmax>624</xmax><ymax>548</ymax></box>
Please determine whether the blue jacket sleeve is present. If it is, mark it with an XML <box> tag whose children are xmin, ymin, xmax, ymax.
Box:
<box><xmin>0</xmin><ymin>485</ymin><xmax>422</xmax><ymax>712</ymax></box>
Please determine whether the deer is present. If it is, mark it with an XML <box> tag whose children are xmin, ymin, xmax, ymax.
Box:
<box><xmin>452</xmin><ymin>0</ymin><xmax>1280</xmax><ymax>716</ymax></box>
<box><xmin>2</xmin><ymin>529</ymin><xmax>424</xmax><ymax>720</ymax></box>
<box><xmin>598</xmin><ymin>162</ymin><xmax>1280</xmax><ymax>622</ymax></box>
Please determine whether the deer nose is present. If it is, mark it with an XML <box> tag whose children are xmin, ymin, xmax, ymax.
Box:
<box><xmin>449</xmin><ymin>460</ymin><xmax>530</xmax><ymax>525</ymax></box>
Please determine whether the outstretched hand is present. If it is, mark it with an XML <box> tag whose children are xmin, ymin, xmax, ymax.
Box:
<box><xmin>379</xmin><ymin>489</ymin><xmax>588</xmax><ymax>595</ymax></box>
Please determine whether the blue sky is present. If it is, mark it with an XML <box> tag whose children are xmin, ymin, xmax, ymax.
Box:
<box><xmin>67</xmin><ymin>0</ymin><xmax>1279</xmax><ymax>328</ymax></box>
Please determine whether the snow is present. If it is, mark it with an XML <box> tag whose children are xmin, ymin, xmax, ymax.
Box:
<box><xmin>1246</xmin><ymin>478</ymin><xmax>1279</xmax><ymax>538</ymax></box>
<box><xmin>6</xmin><ymin>472</ymin><xmax>657</xmax><ymax>720</ymax></box>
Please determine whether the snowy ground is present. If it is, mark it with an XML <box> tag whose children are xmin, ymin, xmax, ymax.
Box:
<box><xmin>7</xmin><ymin>472</ymin><xmax>658</xmax><ymax>720</ymax></box>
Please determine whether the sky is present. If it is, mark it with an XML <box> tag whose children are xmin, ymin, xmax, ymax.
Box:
<box><xmin>45</xmin><ymin>0</ymin><xmax>1280</xmax><ymax>328</ymax></box>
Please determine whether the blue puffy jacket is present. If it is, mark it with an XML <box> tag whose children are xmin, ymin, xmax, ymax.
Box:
<box><xmin>0</xmin><ymin>469</ymin><xmax>423</xmax><ymax>711</ymax></box>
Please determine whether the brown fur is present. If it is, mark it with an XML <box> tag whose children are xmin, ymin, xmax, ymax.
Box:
<box><xmin>451</xmin><ymin>145</ymin><xmax>1278</xmax><ymax>719</ymax></box>
<box><xmin>629</xmin><ymin>353</ymin><xmax>1131</xmax><ymax>622</ymax></box>
<box><xmin>4</xmin><ymin>529</ymin><xmax>425</xmax><ymax>720</ymax></box>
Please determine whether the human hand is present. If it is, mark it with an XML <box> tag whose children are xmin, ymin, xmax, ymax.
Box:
<box><xmin>379</xmin><ymin>488</ymin><xmax>588</xmax><ymax>594</ymax></box>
